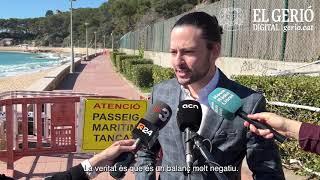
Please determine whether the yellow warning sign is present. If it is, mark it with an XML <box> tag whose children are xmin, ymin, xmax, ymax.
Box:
<box><xmin>81</xmin><ymin>98</ymin><xmax>147</xmax><ymax>152</ymax></box>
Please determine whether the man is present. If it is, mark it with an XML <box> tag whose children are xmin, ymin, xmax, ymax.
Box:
<box><xmin>135</xmin><ymin>12</ymin><xmax>285</xmax><ymax>179</ymax></box>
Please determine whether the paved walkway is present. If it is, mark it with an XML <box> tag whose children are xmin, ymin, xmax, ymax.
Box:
<box><xmin>1</xmin><ymin>54</ymin><xmax>305</xmax><ymax>179</ymax></box>
<box><xmin>55</xmin><ymin>54</ymin><xmax>143</xmax><ymax>99</ymax></box>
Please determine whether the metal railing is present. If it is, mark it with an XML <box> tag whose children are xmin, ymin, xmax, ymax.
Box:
<box><xmin>0</xmin><ymin>91</ymin><xmax>125</xmax><ymax>169</ymax></box>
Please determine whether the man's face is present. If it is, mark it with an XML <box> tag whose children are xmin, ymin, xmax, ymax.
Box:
<box><xmin>170</xmin><ymin>25</ymin><xmax>216</xmax><ymax>86</ymax></box>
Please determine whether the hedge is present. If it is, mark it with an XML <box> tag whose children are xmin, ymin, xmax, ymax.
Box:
<box><xmin>109</xmin><ymin>51</ymin><xmax>115</xmax><ymax>63</ymax></box>
<box><xmin>152</xmin><ymin>65</ymin><xmax>175</xmax><ymax>84</ymax></box>
<box><xmin>131</xmin><ymin>64</ymin><xmax>154</xmax><ymax>88</ymax></box>
<box><xmin>110</xmin><ymin>52</ymin><xmax>125</xmax><ymax>66</ymax></box>
<box><xmin>109</xmin><ymin>53</ymin><xmax>174</xmax><ymax>92</ymax></box>
<box><xmin>130</xmin><ymin>64</ymin><xmax>174</xmax><ymax>90</ymax></box>
<box><xmin>234</xmin><ymin>75</ymin><xmax>320</xmax><ymax>176</ymax></box>
<box><xmin>123</xmin><ymin>59</ymin><xmax>153</xmax><ymax>80</ymax></box>
<box><xmin>115</xmin><ymin>55</ymin><xmax>141</xmax><ymax>72</ymax></box>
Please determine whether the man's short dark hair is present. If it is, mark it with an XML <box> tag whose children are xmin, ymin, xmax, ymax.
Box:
<box><xmin>172</xmin><ymin>11</ymin><xmax>223</xmax><ymax>49</ymax></box>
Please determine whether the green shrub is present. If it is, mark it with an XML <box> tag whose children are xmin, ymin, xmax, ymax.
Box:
<box><xmin>111</xmin><ymin>52</ymin><xmax>125</xmax><ymax>66</ymax></box>
<box><xmin>234</xmin><ymin>75</ymin><xmax>320</xmax><ymax>176</ymax></box>
<box><xmin>121</xmin><ymin>58</ymin><xmax>147</xmax><ymax>75</ymax></box>
<box><xmin>131</xmin><ymin>64</ymin><xmax>154</xmax><ymax>88</ymax></box>
<box><xmin>152</xmin><ymin>65</ymin><xmax>175</xmax><ymax>84</ymax></box>
<box><xmin>115</xmin><ymin>55</ymin><xmax>141</xmax><ymax>72</ymax></box>
<box><xmin>110</xmin><ymin>52</ymin><xmax>114</xmax><ymax>63</ymax></box>
<box><xmin>123</xmin><ymin>59</ymin><xmax>153</xmax><ymax>80</ymax></box>
<box><xmin>138</xmin><ymin>42</ymin><xmax>144</xmax><ymax>58</ymax></box>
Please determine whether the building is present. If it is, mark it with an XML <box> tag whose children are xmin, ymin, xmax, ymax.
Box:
<box><xmin>0</xmin><ymin>38</ymin><xmax>14</xmax><ymax>46</ymax></box>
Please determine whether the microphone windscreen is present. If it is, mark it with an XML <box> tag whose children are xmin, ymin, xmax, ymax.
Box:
<box><xmin>207</xmin><ymin>87</ymin><xmax>243</xmax><ymax>120</ymax></box>
<box><xmin>144</xmin><ymin>100</ymin><xmax>172</xmax><ymax>129</ymax></box>
<box><xmin>177</xmin><ymin>100</ymin><xmax>202</xmax><ymax>132</ymax></box>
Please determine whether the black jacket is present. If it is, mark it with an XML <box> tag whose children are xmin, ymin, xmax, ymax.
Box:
<box><xmin>46</xmin><ymin>164</ymin><xmax>89</xmax><ymax>180</ymax></box>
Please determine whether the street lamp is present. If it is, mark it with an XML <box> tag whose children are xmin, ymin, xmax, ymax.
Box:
<box><xmin>84</xmin><ymin>22</ymin><xmax>89</xmax><ymax>60</ymax></box>
<box><xmin>94</xmin><ymin>31</ymin><xmax>97</xmax><ymax>56</ymax></box>
<box><xmin>69</xmin><ymin>0</ymin><xmax>76</xmax><ymax>73</ymax></box>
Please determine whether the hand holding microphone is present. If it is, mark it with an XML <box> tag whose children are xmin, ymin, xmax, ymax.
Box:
<box><xmin>245</xmin><ymin>112</ymin><xmax>302</xmax><ymax>140</ymax></box>
<box><xmin>89</xmin><ymin>139</ymin><xmax>137</xmax><ymax>168</ymax></box>
<box><xmin>208</xmin><ymin>88</ymin><xmax>288</xmax><ymax>143</ymax></box>
<box><xmin>109</xmin><ymin>101</ymin><xmax>172</xmax><ymax>179</ymax></box>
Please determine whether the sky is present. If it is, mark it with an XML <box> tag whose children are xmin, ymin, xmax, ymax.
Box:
<box><xmin>0</xmin><ymin>0</ymin><xmax>107</xmax><ymax>19</ymax></box>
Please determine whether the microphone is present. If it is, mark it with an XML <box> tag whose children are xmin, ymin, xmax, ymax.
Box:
<box><xmin>208</xmin><ymin>87</ymin><xmax>287</xmax><ymax>143</ymax></box>
<box><xmin>177</xmin><ymin>100</ymin><xmax>228</xmax><ymax>180</ymax></box>
<box><xmin>110</xmin><ymin>100</ymin><xmax>172</xmax><ymax>179</ymax></box>
<box><xmin>177</xmin><ymin>100</ymin><xmax>202</xmax><ymax>175</ymax></box>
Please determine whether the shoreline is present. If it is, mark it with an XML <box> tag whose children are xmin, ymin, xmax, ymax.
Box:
<box><xmin>0</xmin><ymin>50</ymin><xmax>30</xmax><ymax>53</ymax></box>
<box><xmin>0</xmin><ymin>68</ymin><xmax>55</xmax><ymax>93</ymax></box>
<box><xmin>0</xmin><ymin>47</ymin><xmax>26</xmax><ymax>52</ymax></box>
<box><xmin>0</xmin><ymin>49</ymin><xmax>69</xmax><ymax>80</ymax></box>
<box><xmin>0</xmin><ymin>47</ymin><xmax>70</xmax><ymax>93</ymax></box>
<box><xmin>0</xmin><ymin>47</ymin><xmax>70</xmax><ymax>57</ymax></box>
<box><xmin>0</xmin><ymin>46</ymin><xmax>97</xmax><ymax>55</ymax></box>
<box><xmin>0</xmin><ymin>46</ymin><xmax>91</xmax><ymax>93</ymax></box>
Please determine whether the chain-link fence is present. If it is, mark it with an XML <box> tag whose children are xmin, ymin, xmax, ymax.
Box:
<box><xmin>120</xmin><ymin>0</ymin><xmax>319</xmax><ymax>62</ymax></box>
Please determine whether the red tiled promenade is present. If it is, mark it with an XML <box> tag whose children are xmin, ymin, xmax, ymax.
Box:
<box><xmin>55</xmin><ymin>54</ymin><xmax>143</xmax><ymax>99</ymax></box>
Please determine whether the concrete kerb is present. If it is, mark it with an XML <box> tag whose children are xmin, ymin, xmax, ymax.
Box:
<box><xmin>27</xmin><ymin>55</ymin><xmax>90</xmax><ymax>91</ymax></box>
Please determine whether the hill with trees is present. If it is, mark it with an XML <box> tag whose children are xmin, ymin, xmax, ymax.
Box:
<box><xmin>0</xmin><ymin>0</ymin><xmax>206</xmax><ymax>48</ymax></box>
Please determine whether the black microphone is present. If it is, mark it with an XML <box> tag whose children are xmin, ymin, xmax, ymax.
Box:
<box><xmin>208</xmin><ymin>87</ymin><xmax>287</xmax><ymax>143</ymax></box>
<box><xmin>177</xmin><ymin>100</ymin><xmax>202</xmax><ymax>175</ymax></box>
<box><xmin>110</xmin><ymin>100</ymin><xmax>172</xmax><ymax>179</ymax></box>
<box><xmin>177</xmin><ymin>100</ymin><xmax>228</xmax><ymax>180</ymax></box>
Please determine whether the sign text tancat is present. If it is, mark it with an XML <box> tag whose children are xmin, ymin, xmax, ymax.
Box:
<box><xmin>82</xmin><ymin>98</ymin><xmax>147</xmax><ymax>152</ymax></box>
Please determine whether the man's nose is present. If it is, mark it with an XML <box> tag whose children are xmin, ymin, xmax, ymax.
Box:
<box><xmin>173</xmin><ymin>52</ymin><xmax>184</xmax><ymax>66</ymax></box>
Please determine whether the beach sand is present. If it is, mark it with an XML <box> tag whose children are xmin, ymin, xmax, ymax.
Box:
<box><xmin>0</xmin><ymin>46</ymin><xmax>70</xmax><ymax>93</ymax></box>
<box><xmin>0</xmin><ymin>69</ymin><xmax>53</xmax><ymax>93</ymax></box>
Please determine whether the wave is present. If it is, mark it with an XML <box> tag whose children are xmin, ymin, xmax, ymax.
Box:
<box><xmin>0</xmin><ymin>58</ymin><xmax>71</xmax><ymax>77</ymax></box>
<box><xmin>33</xmin><ymin>53</ymin><xmax>61</xmax><ymax>60</ymax></box>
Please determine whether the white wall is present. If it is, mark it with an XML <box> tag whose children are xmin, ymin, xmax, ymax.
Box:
<box><xmin>121</xmin><ymin>48</ymin><xmax>320</xmax><ymax>78</ymax></box>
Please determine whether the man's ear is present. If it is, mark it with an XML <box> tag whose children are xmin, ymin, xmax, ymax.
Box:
<box><xmin>211</xmin><ymin>42</ymin><xmax>221</xmax><ymax>59</ymax></box>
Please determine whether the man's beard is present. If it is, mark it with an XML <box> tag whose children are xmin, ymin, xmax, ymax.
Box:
<box><xmin>176</xmin><ymin>55</ymin><xmax>211</xmax><ymax>86</ymax></box>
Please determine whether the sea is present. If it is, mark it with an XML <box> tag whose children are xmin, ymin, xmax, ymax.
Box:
<box><xmin>0</xmin><ymin>51</ymin><xmax>69</xmax><ymax>77</ymax></box>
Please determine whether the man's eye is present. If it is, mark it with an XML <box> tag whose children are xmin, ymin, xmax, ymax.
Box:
<box><xmin>184</xmin><ymin>50</ymin><xmax>194</xmax><ymax>54</ymax></box>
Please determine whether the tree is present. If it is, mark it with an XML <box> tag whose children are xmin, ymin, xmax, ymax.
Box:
<box><xmin>151</xmin><ymin>0</ymin><xmax>198</xmax><ymax>19</ymax></box>
<box><xmin>0</xmin><ymin>0</ymin><xmax>199</xmax><ymax>47</ymax></box>
<box><xmin>45</xmin><ymin>10</ymin><xmax>54</xmax><ymax>17</ymax></box>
